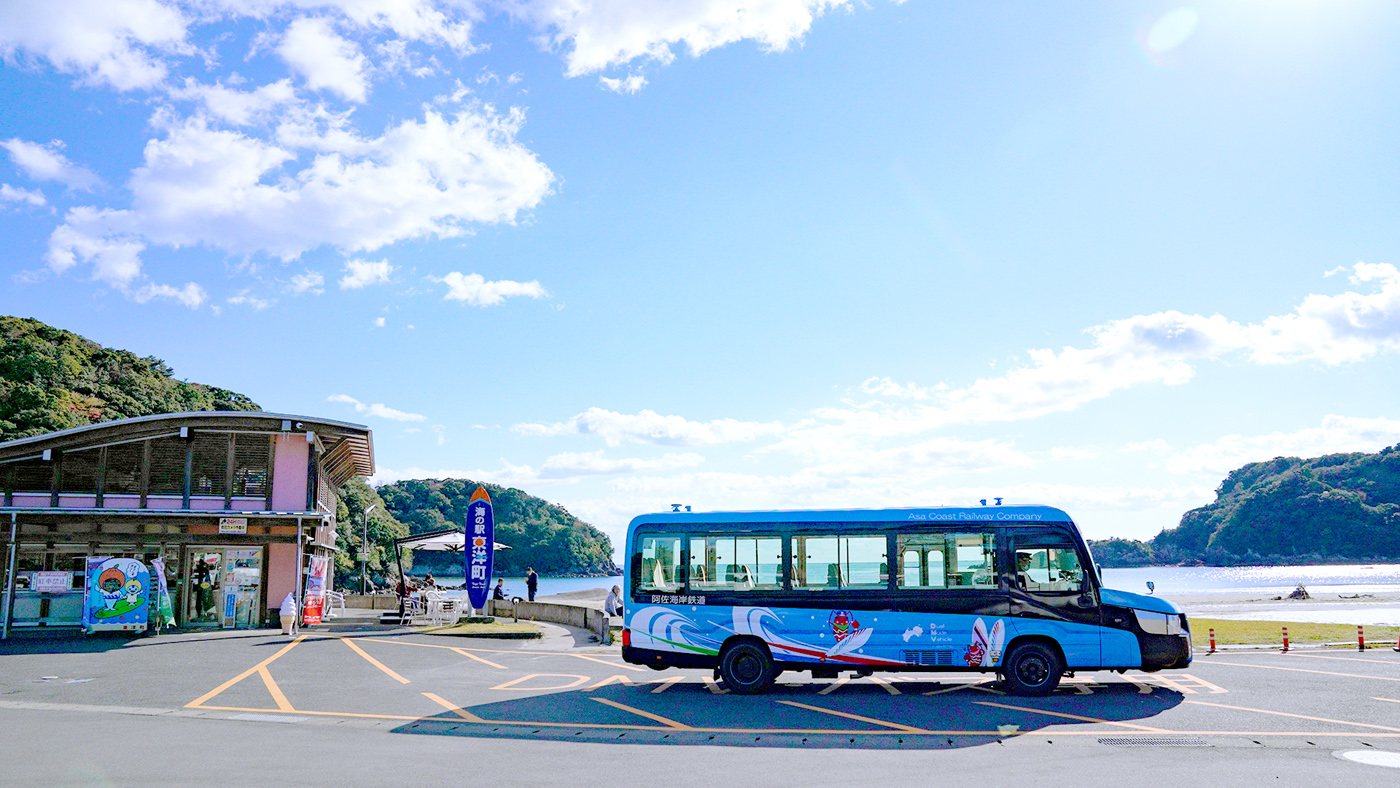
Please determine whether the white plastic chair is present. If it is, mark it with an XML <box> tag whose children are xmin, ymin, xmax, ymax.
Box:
<box><xmin>324</xmin><ymin>591</ymin><xmax>345</xmax><ymax>620</ymax></box>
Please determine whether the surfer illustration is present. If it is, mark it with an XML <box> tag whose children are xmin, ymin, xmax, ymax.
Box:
<box><xmin>823</xmin><ymin>610</ymin><xmax>873</xmax><ymax>660</ymax></box>
<box><xmin>98</xmin><ymin>567</ymin><xmax>126</xmax><ymax>612</ymax></box>
<box><xmin>964</xmin><ymin>617</ymin><xmax>1005</xmax><ymax>667</ymax></box>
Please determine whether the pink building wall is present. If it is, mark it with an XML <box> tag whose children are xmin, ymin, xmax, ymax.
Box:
<box><xmin>266</xmin><ymin>542</ymin><xmax>299</xmax><ymax>611</ymax></box>
<box><xmin>190</xmin><ymin>497</ymin><xmax>225</xmax><ymax>511</ymax></box>
<box><xmin>12</xmin><ymin>494</ymin><xmax>47</xmax><ymax>507</ymax></box>
<box><xmin>104</xmin><ymin>495</ymin><xmax>141</xmax><ymax>508</ymax></box>
<box><xmin>270</xmin><ymin>434</ymin><xmax>308</xmax><ymax>511</ymax></box>
<box><xmin>58</xmin><ymin>495</ymin><xmax>97</xmax><ymax>507</ymax></box>
<box><xmin>231</xmin><ymin>498</ymin><xmax>265</xmax><ymax>511</ymax></box>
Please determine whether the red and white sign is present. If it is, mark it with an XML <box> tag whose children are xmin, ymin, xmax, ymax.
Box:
<box><xmin>303</xmin><ymin>555</ymin><xmax>329</xmax><ymax>625</ymax></box>
<box><xmin>32</xmin><ymin>572</ymin><xmax>71</xmax><ymax>593</ymax></box>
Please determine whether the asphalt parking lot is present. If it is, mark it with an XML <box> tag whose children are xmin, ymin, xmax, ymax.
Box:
<box><xmin>3</xmin><ymin>623</ymin><xmax>1400</xmax><ymax>785</ymax></box>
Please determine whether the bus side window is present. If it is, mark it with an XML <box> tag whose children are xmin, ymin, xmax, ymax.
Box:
<box><xmin>690</xmin><ymin>534</ymin><xmax>782</xmax><ymax>591</ymax></box>
<box><xmin>1014</xmin><ymin>534</ymin><xmax>1084</xmax><ymax>593</ymax></box>
<box><xmin>791</xmin><ymin>534</ymin><xmax>886</xmax><ymax>590</ymax></box>
<box><xmin>635</xmin><ymin>535</ymin><xmax>683</xmax><ymax>594</ymax></box>
<box><xmin>896</xmin><ymin>533</ymin><xmax>947</xmax><ymax>590</ymax></box>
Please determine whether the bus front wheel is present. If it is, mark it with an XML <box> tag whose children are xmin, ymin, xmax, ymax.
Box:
<box><xmin>719</xmin><ymin>641</ymin><xmax>776</xmax><ymax>695</ymax></box>
<box><xmin>1002</xmin><ymin>642</ymin><xmax>1064</xmax><ymax>697</ymax></box>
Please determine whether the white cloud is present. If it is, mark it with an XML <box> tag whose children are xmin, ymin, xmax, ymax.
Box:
<box><xmin>46</xmin><ymin>105</ymin><xmax>554</xmax><ymax>284</ymax></box>
<box><xmin>432</xmin><ymin>424</ymin><xmax>447</xmax><ymax>445</ymax></box>
<box><xmin>0</xmin><ymin>0</ymin><xmax>188</xmax><ymax>90</ymax></box>
<box><xmin>436</xmin><ymin>271</ymin><xmax>546</xmax><ymax>306</ymax></box>
<box><xmin>599</xmin><ymin>74</ymin><xmax>646</xmax><ymax>94</ymax></box>
<box><xmin>0</xmin><ymin>184</ymin><xmax>46</xmax><ymax>206</ymax></box>
<box><xmin>278</xmin><ymin>17</ymin><xmax>370</xmax><ymax>103</ymax></box>
<box><xmin>45</xmin><ymin>207</ymin><xmax>145</xmax><ymax>284</ymax></box>
<box><xmin>774</xmin><ymin>263</ymin><xmax>1400</xmax><ymax>459</ymax></box>
<box><xmin>515</xmin><ymin>0</ymin><xmax>850</xmax><ymax>78</ymax></box>
<box><xmin>339</xmin><ymin>258</ymin><xmax>394</xmax><ymax>289</ymax></box>
<box><xmin>539</xmin><ymin>450</ymin><xmax>705</xmax><ymax>477</ymax></box>
<box><xmin>1160</xmin><ymin>415</ymin><xmax>1400</xmax><ymax>476</ymax></box>
<box><xmin>289</xmin><ymin>270</ymin><xmax>325</xmax><ymax>294</ymax></box>
<box><xmin>130</xmin><ymin>281</ymin><xmax>207</xmax><ymax>308</ymax></box>
<box><xmin>171</xmin><ymin>78</ymin><xmax>298</xmax><ymax>126</ymax></box>
<box><xmin>212</xmin><ymin>1</ymin><xmax>478</xmax><ymax>52</ymax></box>
<box><xmin>327</xmin><ymin>393</ymin><xmax>426</xmax><ymax>422</ymax></box>
<box><xmin>373</xmin><ymin>316</ymin><xmax>386</xmax><ymax>327</ymax></box>
<box><xmin>515</xmin><ymin>407</ymin><xmax>787</xmax><ymax>447</ymax></box>
<box><xmin>227</xmin><ymin>290</ymin><xmax>273</xmax><ymax>309</ymax></box>
<box><xmin>3</xmin><ymin>139</ymin><xmax>102</xmax><ymax>190</ymax></box>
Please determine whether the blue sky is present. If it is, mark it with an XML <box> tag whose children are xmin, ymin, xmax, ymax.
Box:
<box><xmin>4</xmin><ymin>1</ymin><xmax>1400</xmax><ymax>551</ymax></box>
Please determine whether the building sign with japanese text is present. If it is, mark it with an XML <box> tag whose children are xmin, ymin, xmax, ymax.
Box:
<box><xmin>464</xmin><ymin>486</ymin><xmax>494</xmax><ymax>611</ymax></box>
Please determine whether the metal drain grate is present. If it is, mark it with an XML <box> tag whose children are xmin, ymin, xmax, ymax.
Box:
<box><xmin>1098</xmin><ymin>736</ymin><xmax>1210</xmax><ymax>747</ymax></box>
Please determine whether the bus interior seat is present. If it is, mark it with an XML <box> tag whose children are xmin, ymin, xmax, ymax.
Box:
<box><xmin>652</xmin><ymin>562</ymin><xmax>675</xmax><ymax>591</ymax></box>
<box><xmin>826</xmin><ymin>564</ymin><xmax>845</xmax><ymax>588</ymax></box>
<box><xmin>724</xmin><ymin>564</ymin><xmax>755</xmax><ymax>588</ymax></box>
<box><xmin>691</xmin><ymin>565</ymin><xmax>707</xmax><ymax>585</ymax></box>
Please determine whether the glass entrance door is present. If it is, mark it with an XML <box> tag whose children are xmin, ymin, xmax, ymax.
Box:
<box><xmin>185</xmin><ymin>551</ymin><xmax>224</xmax><ymax>626</ymax></box>
<box><xmin>219</xmin><ymin>548</ymin><xmax>262</xmax><ymax>629</ymax></box>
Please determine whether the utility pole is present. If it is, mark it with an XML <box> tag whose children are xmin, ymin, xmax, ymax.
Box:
<box><xmin>361</xmin><ymin>503</ymin><xmax>377</xmax><ymax>595</ymax></box>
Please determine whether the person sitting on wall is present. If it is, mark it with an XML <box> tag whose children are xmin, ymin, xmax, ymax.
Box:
<box><xmin>492</xmin><ymin>579</ymin><xmax>507</xmax><ymax>601</ymax></box>
<box><xmin>424</xmin><ymin>573</ymin><xmax>436</xmax><ymax>589</ymax></box>
<box><xmin>604</xmin><ymin>585</ymin><xmax>624</xmax><ymax>617</ymax></box>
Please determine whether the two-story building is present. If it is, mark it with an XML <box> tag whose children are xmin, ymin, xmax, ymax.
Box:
<box><xmin>0</xmin><ymin>411</ymin><xmax>373</xmax><ymax>635</ymax></box>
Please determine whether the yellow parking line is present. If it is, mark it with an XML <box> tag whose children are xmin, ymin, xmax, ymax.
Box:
<box><xmin>1205</xmin><ymin>660</ymin><xmax>1400</xmax><ymax>683</ymax></box>
<box><xmin>778</xmin><ymin>700</ymin><xmax>929</xmax><ymax>733</ymax></box>
<box><xmin>343</xmin><ymin>638</ymin><xmax>411</xmax><ymax>684</ymax></box>
<box><xmin>257</xmin><ymin>667</ymin><xmax>295</xmax><ymax>712</ymax></box>
<box><xmin>1185</xmin><ymin>700</ymin><xmax>1400</xmax><ymax>732</ymax></box>
<box><xmin>591</xmin><ymin>698</ymin><xmax>693</xmax><ymax>729</ymax></box>
<box><xmin>450</xmin><ymin>648</ymin><xmax>507</xmax><ymax>669</ymax></box>
<box><xmin>974</xmin><ymin>701</ymin><xmax>1172</xmax><ymax>733</ymax></box>
<box><xmin>186</xmin><ymin>635</ymin><xmax>307</xmax><ymax>708</ymax></box>
<box><xmin>569</xmin><ymin>653</ymin><xmax>648</xmax><ymax>672</ymax></box>
<box><xmin>423</xmin><ymin>692</ymin><xmax>487</xmax><ymax>722</ymax></box>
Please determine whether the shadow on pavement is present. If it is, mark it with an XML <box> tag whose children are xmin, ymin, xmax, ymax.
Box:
<box><xmin>388</xmin><ymin>680</ymin><xmax>1184</xmax><ymax>750</ymax></box>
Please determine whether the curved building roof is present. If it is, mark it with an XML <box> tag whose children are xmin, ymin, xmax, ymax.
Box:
<box><xmin>0</xmin><ymin>411</ymin><xmax>374</xmax><ymax>488</ymax></box>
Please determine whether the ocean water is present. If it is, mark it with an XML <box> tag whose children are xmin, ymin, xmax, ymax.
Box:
<box><xmin>1101</xmin><ymin>565</ymin><xmax>1400</xmax><ymax>596</ymax></box>
<box><xmin>442</xmin><ymin>575</ymin><xmax>623</xmax><ymax>599</ymax></box>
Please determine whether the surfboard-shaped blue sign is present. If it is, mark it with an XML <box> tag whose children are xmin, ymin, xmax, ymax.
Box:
<box><xmin>465</xmin><ymin>486</ymin><xmax>494</xmax><ymax>611</ymax></box>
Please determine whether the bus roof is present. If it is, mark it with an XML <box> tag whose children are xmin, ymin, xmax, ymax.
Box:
<box><xmin>627</xmin><ymin>504</ymin><xmax>1074</xmax><ymax>534</ymax></box>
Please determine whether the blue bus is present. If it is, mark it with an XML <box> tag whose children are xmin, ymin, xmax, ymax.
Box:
<box><xmin>620</xmin><ymin>504</ymin><xmax>1191</xmax><ymax>696</ymax></box>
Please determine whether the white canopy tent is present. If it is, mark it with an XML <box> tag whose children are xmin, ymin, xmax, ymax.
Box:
<box><xmin>392</xmin><ymin>528</ymin><xmax>509</xmax><ymax>617</ymax></box>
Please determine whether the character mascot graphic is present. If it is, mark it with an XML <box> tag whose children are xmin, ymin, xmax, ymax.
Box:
<box><xmin>822</xmin><ymin>610</ymin><xmax>873</xmax><ymax>661</ymax></box>
<box><xmin>84</xmin><ymin>557</ymin><xmax>150</xmax><ymax>632</ymax></box>
<box><xmin>964</xmin><ymin>618</ymin><xmax>1005</xmax><ymax>666</ymax></box>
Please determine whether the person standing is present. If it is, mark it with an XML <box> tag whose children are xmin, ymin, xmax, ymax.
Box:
<box><xmin>526</xmin><ymin>567</ymin><xmax>538</xmax><ymax>602</ymax></box>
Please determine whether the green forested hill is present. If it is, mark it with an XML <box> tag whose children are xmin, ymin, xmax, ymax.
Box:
<box><xmin>0</xmin><ymin>315</ymin><xmax>259</xmax><ymax>441</ymax></box>
<box><xmin>377</xmin><ymin>478</ymin><xmax>618</xmax><ymax>577</ymax></box>
<box><xmin>1091</xmin><ymin>445</ymin><xmax>1400</xmax><ymax>566</ymax></box>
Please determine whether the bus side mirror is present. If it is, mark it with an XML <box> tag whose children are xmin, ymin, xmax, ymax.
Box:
<box><xmin>1096</xmin><ymin>563</ymin><xmax>1103</xmax><ymax>583</ymax></box>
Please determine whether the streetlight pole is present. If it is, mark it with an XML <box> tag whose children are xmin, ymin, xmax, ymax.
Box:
<box><xmin>361</xmin><ymin>503</ymin><xmax>377</xmax><ymax>595</ymax></box>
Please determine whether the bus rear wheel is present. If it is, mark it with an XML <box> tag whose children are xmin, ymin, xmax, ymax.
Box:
<box><xmin>1002</xmin><ymin>642</ymin><xmax>1063</xmax><ymax>697</ymax></box>
<box><xmin>719</xmin><ymin>641</ymin><xmax>776</xmax><ymax>695</ymax></box>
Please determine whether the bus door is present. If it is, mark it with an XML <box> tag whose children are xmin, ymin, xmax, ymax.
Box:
<box><xmin>1009</xmin><ymin>529</ymin><xmax>1101</xmax><ymax>666</ymax></box>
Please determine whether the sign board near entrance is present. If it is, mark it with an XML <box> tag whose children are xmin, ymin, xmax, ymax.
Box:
<box><xmin>218</xmin><ymin>518</ymin><xmax>248</xmax><ymax>534</ymax></box>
